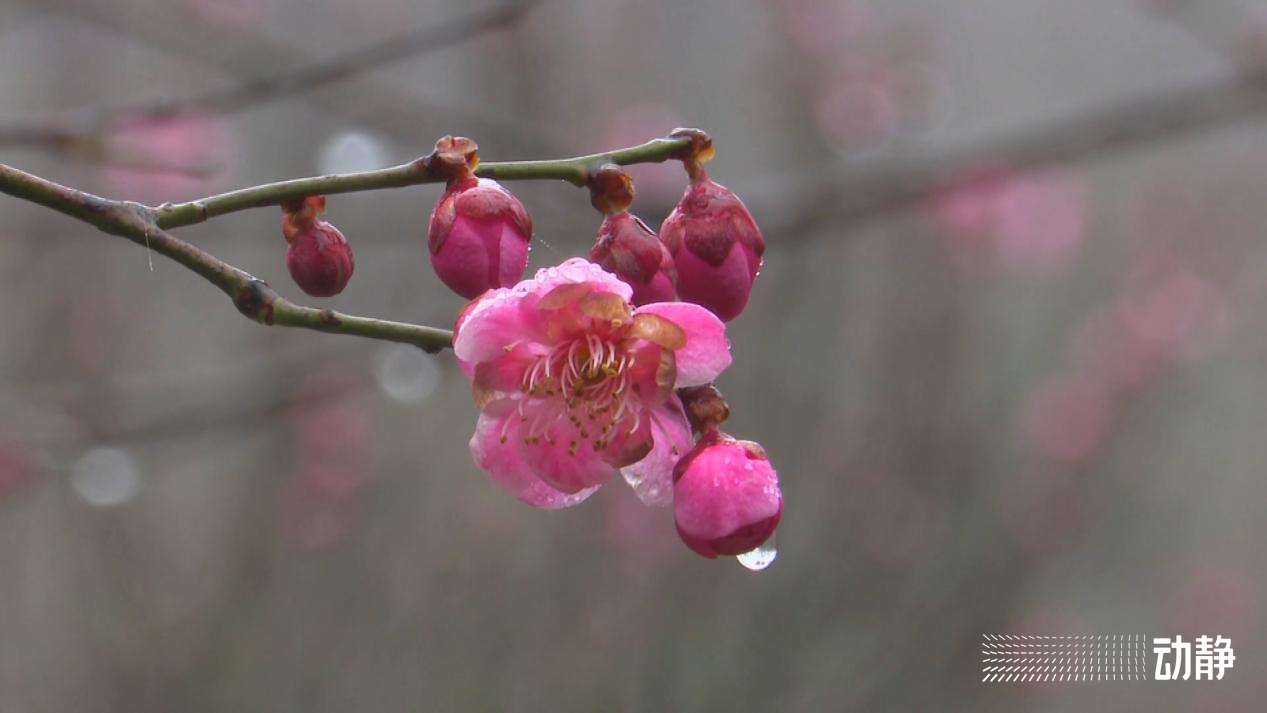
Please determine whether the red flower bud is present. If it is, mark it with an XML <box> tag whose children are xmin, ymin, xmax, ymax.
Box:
<box><xmin>428</xmin><ymin>177</ymin><xmax>533</xmax><ymax>299</ymax></box>
<box><xmin>286</xmin><ymin>221</ymin><xmax>354</xmax><ymax>297</ymax></box>
<box><xmin>281</xmin><ymin>196</ymin><xmax>353</xmax><ymax>297</ymax></box>
<box><xmin>659</xmin><ymin>175</ymin><xmax>764</xmax><ymax>321</ymax></box>
<box><xmin>673</xmin><ymin>430</ymin><xmax>782</xmax><ymax>558</ymax></box>
<box><xmin>590</xmin><ymin>211</ymin><xmax>677</xmax><ymax>305</ymax></box>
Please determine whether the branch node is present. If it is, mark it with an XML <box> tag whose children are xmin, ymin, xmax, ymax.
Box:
<box><xmin>318</xmin><ymin>308</ymin><xmax>341</xmax><ymax>326</ymax></box>
<box><xmin>234</xmin><ymin>278</ymin><xmax>277</xmax><ymax>324</ymax></box>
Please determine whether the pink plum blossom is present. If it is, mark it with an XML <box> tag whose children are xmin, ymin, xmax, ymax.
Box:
<box><xmin>455</xmin><ymin>258</ymin><xmax>730</xmax><ymax>509</ymax></box>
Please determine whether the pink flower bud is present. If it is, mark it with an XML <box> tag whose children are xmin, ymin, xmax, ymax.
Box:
<box><xmin>428</xmin><ymin>177</ymin><xmax>533</xmax><ymax>299</ymax></box>
<box><xmin>673</xmin><ymin>430</ymin><xmax>782</xmax><ymax>558</ymax></box>
<box><xmin>590</xmin><ymin>212</ymin><xmax>677</xmax><ymax>305</ymax></box>
<box><xmin>659</xmin><ymin>176</ymin><xmax>764</xmax><ymax>321</ymax></box>
<box><xmin>286</xmin><ymin>220</ymin><xmax>354</xmax><ymax>297</ymax></box>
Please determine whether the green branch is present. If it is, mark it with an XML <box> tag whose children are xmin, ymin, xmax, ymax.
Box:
<box><xmin>0</xmin><ymin>162</ymin><xmax>454</xmax><ymax>353</ymax></box>
<box><xmin>0</xmin><ymin>134</ymin><xmax>702</xmax><ymax>354</ymax></box>
<box><xmin>153</xmin><ymin>136</ymin><xmax>693</xmax><ymax>229</ymax></box>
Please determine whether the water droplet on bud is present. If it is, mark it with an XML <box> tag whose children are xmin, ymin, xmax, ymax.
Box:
<box><xmin>736</xmin><ymin>534</ymin><xmax>778</xmax><ymax>571</ymax></box>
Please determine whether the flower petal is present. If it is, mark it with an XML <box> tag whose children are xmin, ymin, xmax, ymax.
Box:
<box><xmin>630</xmin><ymin>312</ymin><xmax>686</xmax><ymax>350</ymax></box>
<box><xmin>620</xmin><ymin>395</ymin><xmax>692</xmax><ymax>507</ymax></box>
<box><xmin>517</xmin><ymin>407</ymin><xmax>616</xmax><ymax>494</ymax></box>
<box><xmin>624</xmin><ymin>340</ymin><xmax>676</xmax><ymax>406</ymax></box>
<box><xmin>635</xmin><ymin>302</ymin><xmax>731</xmax><ymax>387</ymax></box>
<box><xmin>599</xmin><ymin>409</ymin><xmax>654</xmax><ymax>469</ymax></box>
<box><xmin>469</xmin><ymin>412</ymin><xmax>599</xmax><ymax>509</ymax></box>
<box><xmin>471</xmin><ymin>342</ymin><xmax>543</xmax><ymax>411</ymax></box>
<box><xmin>453</xmin><ymin>288</ymin><xmax>545</xmax><ymax>367</ymax></box>
<box><xmin>531</xmin><ymin>257</ymin><xmax>633</xmax><ymax>301</ymax></box>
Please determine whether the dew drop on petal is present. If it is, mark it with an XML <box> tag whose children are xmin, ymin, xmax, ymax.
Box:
<box><xmin>736</xmin><ymin>534</ymin><xmax>778</xmax><ymax>571</ymax></box>
<box><xmin>374</xmin><ymin>344</ymin><xmax>440</xmax><ymax>404</ymax></box>
<box><xmin>70</xmin><ymin>447</ymin><xmax>141</xmax><ymax>508</ymax></box>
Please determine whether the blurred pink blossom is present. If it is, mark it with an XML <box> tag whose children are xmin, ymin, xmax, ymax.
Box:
<box><xmin>603</xmin><ymin>492</ymin><xmax>678</xmax><ymax>566</ymax></box>
<box><xmin>281</xmin><ymin>368</ymin><xmax>377</xmax><ymax>548</ymax></box>
<box><xmin>998</xmin><ymin>469</ymin><xmax>1084</xmax><ymax>551</ymax></box>
<box><xmin>0</xmin><ymin>439</ymin><xmax>33</xmax><ymax>503</ymax></box>
<box><xmin>993</xmin><ymin>170</ymin><xmax>1088</xmax><ymax>273</ymax></box>
<box><xmin>815</xmin><ymin>69</ymin><xmax>901</xmax><ymax>148</ymax></box>
<box><xmin>857</xmin><ymin>477</ymin><xmax>937</xmax><ymax>569</ymax></box>
<box><xmin>101</xmin><ymin>112</ymin><xmax>234</xmax><ymax>203</ymax></box>
<box><xmin>933</xmin><ymin>168</ymin><xmax>1089</xmax><ymax>274</ymax></box>
<box><xmin>1166</xmin><ymin>564</ymin><xmax>1258</xmax><ymax>637</ymax></box>
<box><xmin>931</xmin><ymin>165</ymin><xmax>1010</xmax><ymax>238</ymax></box>
<box><xmin>279</xmin><ymin>477</ymin><xmax>359</xmax><ymax>549</ymax></box>
<box><xmin>1118</xmin><ymin>267</ymin><xmax>1227</xmax><ymax>360</ymax></box>
<box><xmin>767</xmin><ymin>0</ymin><xmax>870</xmax><ymax>61</ymax></box>
<box><xmin>1021</xmin><ymin>374</ymin><xmax>1114</xmax><ymax>465</ymax></box>
<box><xmin>1070</xmin><ymin>309</ymin><xmax>1164</xmax><ymax>394</ymax></box>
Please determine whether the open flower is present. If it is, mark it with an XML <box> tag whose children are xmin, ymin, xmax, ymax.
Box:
<box><xmin>455</xmin><ymin>258</ymin><xmax>731</xmax><ymax>509</ymax></box>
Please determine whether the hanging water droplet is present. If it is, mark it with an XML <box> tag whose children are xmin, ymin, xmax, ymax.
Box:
<box><xmin>736</xmin><ymin>535</ymin><xmax>777</xmax><ymax>571</ymax></box>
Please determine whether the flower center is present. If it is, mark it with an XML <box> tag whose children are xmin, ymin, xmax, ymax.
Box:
<box><xmin>515</xmin><ymin>334</ymin><xmax>639</xmax><ymax>453</ymax></box>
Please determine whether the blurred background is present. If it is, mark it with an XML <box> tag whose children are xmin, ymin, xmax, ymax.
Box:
<box><xmin>1</xmin><ymin>0</ymin><xmax>1264</xmax><ymax>710</ymax></box>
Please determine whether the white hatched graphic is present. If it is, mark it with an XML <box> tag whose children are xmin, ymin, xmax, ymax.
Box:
<box><xmin>982</xmin><ymin>634</ymin><xmax>1149</xmax><ymax>682</ymax></box>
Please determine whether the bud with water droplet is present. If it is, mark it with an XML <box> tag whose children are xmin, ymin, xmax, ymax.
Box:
<box><xmin>425</xmin><ymin>136</ymin><xmax>532</xmax><ymax>299</ymax></box>
<box><xmin>587</xmin><ymin>165</ymin><xmax>677</xmax><ymax>305</ymax></box>
<box><xmin>281</xmin><ymin>195</ymin><xmax>354</xmax><ymax>298</ymax></box>
<box><xmin>659</xmin><ymin>128</ymin><xmax>764</xmax><ymax>322</ymax></box>
<box><xmin>673</xmin><ymin>428</ymin><xmax>782</xmax><ymax>559</ymax></box>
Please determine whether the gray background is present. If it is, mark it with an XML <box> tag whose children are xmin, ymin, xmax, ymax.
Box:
<box><xmin>0</xmin><ymin>0</ymin><xmax>1263</xmax><ymax>710</ymax></box>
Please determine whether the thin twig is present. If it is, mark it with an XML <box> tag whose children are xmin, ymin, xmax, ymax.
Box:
<box><xmin>153</xmin><ymin>136</ymin><xmax>693</xmax><ymax>229</ymax></box>
<box><xmin>764</xmin><ymin>72</ymin><xmax>1267</xmax><ymax>231</ymax></box>
<box><xmin>106</xmin><ymin>1</ymin><xmax>537</xmax><ymax>120</ymax></box>
<box><xmin>0</xmin><ymin>134</ymin><xmax>694</xmax><ymax>352</ymax></box>
<box><xmin>0</xmin><ymin>1</ymin><xmax>539</xmax><ymax>159</ymax></box>
<box><xmin>0</xmin><ymin>162</ymin><xmax>454</xmax><ymax>353</ymax></box>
